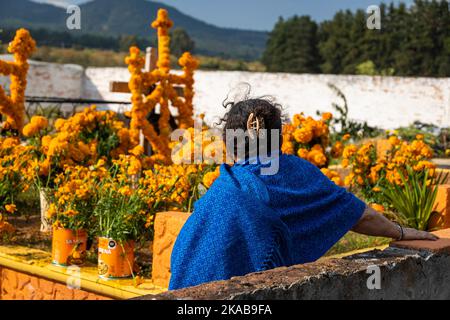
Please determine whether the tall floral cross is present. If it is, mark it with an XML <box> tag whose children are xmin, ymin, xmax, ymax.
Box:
<box><xmin>0</xmin><ymin>29</ymin><xmax>36</xmax><ymax>133</ymax></box>
<box><xmin>125</xmin><ymin>9</ymin><xmax>198</xmax><ymax>164</ymax></box>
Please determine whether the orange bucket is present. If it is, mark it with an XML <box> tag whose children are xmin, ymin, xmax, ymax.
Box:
<box><xmin>98</xmin><ymin>237</ymin><xmax>135</xmax><ymax>279</ymax></box>
<box><xmin>52</xmin><ymin>227</ymin><xmax>88</xmax><ymax>267</ymax></box>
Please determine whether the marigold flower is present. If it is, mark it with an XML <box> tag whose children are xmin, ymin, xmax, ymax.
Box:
<box><xmin>5</xmin><ymin>204</ymin><xmax>16</xmax><ymax>214</ymax></box>
<box><xmin>294</xmin><ymin>128</ymin><xmax>313</xmax><ymax>144</ymax></box>
<box><xmin>370</xmin><ymin>203</ymin><xmax>385</xmax><ymax>213</ymax></box>
<box><xmin>297</xmin><ymin>148</ymin><xmax>309</xmax><ymax>159</ymax></box>
<box><xmin>321</xmin><ymin>112</ymin><xmax>333</xmax><ymax>121</ymax></box>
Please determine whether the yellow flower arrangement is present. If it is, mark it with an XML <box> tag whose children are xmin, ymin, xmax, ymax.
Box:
<box><xmin>0</xmin><ymin>29</ymin><xmax>36</xmax><ymax>132</ymax></box>
<box><xmin>125</xmin><ymin>9</ymin><xmax>198</xmax><ymax>164</ymax></box>
<box><xmin>46</xmin><ymin>162</ymin><xmax>108</xmax><ymax>230</ymax></box>
<box><xmin>33</xmin><ymin>106</ymin><xmax>130</xmax><ymax>189</ymax></box>
<box><xmin>282</xmin><ymin>112</ymin><xmax>345</xmax><ymax>185</ymax></box>
<box><xmin>202</xmin><ymin>166</ymin><xmax>221</xmax><ymax>188</ymax></box>
<box><xmin>0</xmin><ymin>136</ymin><xmax>36</xmax><ymax>233</ymax></box>
<box><xmin>342</xmin><ymin>135</ymin><xmax>436</xmax><ymax>204</ymax></box>
<box><xmin>23</xmin><ymin>116</ymin><xmax>49</xmax><ymax>137</ymax></box>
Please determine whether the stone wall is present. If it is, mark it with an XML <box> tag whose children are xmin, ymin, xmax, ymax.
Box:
<box><xmin>0</xmin><ymin>267</ymin><xmax>110</xmax><ymax>300</ymax></box>
<box><xmin>139</xmin><ymin>229</ymin><xmax>450</xmax><ymax>300</ymax></box>
<box><xmin>1</xmin><ymin>55</ymin><xmax>449</xmax><ymax>129</ymax></box>
<box><xmin>149</xmin><ymin>187</ymin><xmax>450</xmax><ymax>294</ymax></box>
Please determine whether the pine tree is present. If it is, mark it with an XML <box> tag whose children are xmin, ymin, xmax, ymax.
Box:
<box><xmin>262</xmin><ymin>16</ymin><xmax>321</xmax><ymax>73</ymax></box>
<box><xmin>170</xmin><ymin>28</ymin><xmax>195</xmax><ymax>57</ymax></box>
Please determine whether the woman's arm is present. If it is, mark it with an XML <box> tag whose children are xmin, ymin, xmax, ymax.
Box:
<box><xmin>351</xmin><ymin>205</ymin><xmax>439</xmax><ymax>241</ymax></box>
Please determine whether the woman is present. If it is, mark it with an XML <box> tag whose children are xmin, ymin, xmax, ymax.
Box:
<box><xmin>169</xmin><ymin>97</ymin><xmax>438</xmax><ymax>290</ymax></box>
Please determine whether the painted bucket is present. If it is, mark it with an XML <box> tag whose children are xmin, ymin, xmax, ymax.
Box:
<box><xmin>52</xmin><ymin>227</ymin><xmax>88</xmax><ymax>267</ymax></box>
<box><xmin>98</xmin><ymin>237</ymin><xmax>135</xmax><ymax>279</ymax></box>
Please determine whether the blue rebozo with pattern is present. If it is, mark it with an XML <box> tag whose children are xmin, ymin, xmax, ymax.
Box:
<box><xmin>169</xmin><ymin>154</ymin><xmax>366</xmax><ymax>290</ymax></box>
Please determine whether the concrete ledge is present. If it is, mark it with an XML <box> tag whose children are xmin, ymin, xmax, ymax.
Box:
<box><xmin>137</xmin><ymin>247</ymin><xmax>450</xmax><ymax>300</ymax></box>
<box><xmin>0</xmin><ymin>245</ymin><xmax>165</xmax><ymax>300</ymax></box>
<box><xmin>137</xmin><ymin>228</ymin><xmax>450</xmax><ymax>300</ymax></box>
<box><xmin>391</xmin><ymin>229</ymin><xmax>450</xmax><ymax>254</ymax></box>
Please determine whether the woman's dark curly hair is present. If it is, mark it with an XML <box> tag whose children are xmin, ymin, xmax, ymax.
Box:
<box><xmin>219</xmin><ymin>86</ymin><xmax>285</xmax><ymax>160</ymax></box>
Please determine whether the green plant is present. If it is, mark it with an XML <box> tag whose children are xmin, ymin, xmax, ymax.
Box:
<box><xmin>355</xmin><ymin>60</ymin><xmax>395</xmax><ymax>76</ymax></box>
<box><xmin>323</xmin><ymin>83</ymin><xmax>382</xmax><ymax>143</ymax></box>
<box><xmin>93</xmin><ymin>160</ymin><xmax>178</xmax><ymax>243</ymax></box>
<box><xmin>393</xmin><ymin>122</ymin><xmax>449</xmax><ymax>157</ymax></box>
<box><xmin>381</xmin><ymin>166</ymin><xmax>448</xmax><ymax>230</ymax></box>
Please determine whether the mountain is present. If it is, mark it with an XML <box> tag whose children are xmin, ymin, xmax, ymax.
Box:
<box><xmin>0</xmin><ymin>0</ymin><xmax>268</xmax><ymax>60</ymax></box>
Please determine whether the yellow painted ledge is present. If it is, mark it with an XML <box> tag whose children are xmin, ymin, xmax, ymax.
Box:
<box><xmin>325</xmin><ymin>244</ymin><xmax>389</xmax><ymax>260</ymax></box>
<box><xmin>0</xmin><ymin>244</ymin><xmax>167</xmax><ymax>299</ymax></box>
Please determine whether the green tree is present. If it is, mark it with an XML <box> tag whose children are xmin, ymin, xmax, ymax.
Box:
<box><xmin>263</xmin><ymin>1</ymin><xmax>450</xmax><ymax>77</ymax></box>
<box><xmin>262</xmin><ymin>16</ymin><xmax>321</xmax><ymax>73</ymax></box>
<box><xmin>170</xmin><ymin>28</ymin><xmax>195</xmax><ymax>56</ymax></box>
<box><xmin>119</xmin><ymin>35</ymin><xmax>139</xmax><ymax>52</ymax></box>
<box><xmin>318</xmin><ymin>10</ymin><xmax>354</xmax><ymax>74</ymax></box>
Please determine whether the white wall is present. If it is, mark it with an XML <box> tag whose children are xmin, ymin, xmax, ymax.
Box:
<box><xmin>0</xmin><ymin>55</ymin><xmax>84</xmax><ymax>99</ymax></box>
<box><xmin>83</xmin><ymin>67</ymin><xmax>450</xmax><ymax>129</ymax></box>
<box><xmin>1</xmin><ymin>55</ymin><xmax>449</xmax><ymax>129</ymax></box>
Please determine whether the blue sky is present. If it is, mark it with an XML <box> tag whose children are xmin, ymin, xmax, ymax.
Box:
<box><xmin>33</xmin><ymin>0</ymin><xmax>415</xmax><ymax>31</ymax></box>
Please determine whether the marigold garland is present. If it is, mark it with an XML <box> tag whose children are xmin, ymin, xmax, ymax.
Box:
<box><xmin>125</xmin><ymin>9</ymin><xmax>198</xmax><ymax>164</ymax></box>
<box><xmin>0</xmin><ymin>29</ymin><xmax>36</xmax><ymax>132</ymax></box>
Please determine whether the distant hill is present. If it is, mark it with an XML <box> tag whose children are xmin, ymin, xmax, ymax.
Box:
<box><xmin>0</xmin><ymin>0</ymin><xmax>268</xmax><ymax>60</ymax></box>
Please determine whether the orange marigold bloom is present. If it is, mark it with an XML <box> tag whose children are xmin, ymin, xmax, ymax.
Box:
<box><xmin>297</xmin><ymin>148</ymin><xmax>309</xmax><ymax>159</ymax></box>
<box><xmin>5</xmin><ymin>204</ymin><xmax>16</xmax><ymax>214</ymax></box>
<box><xmin>321</xmin><ymin>112</ymin><xmax>333</xmax><ymax>121</ymax></box>
<box><xmin>308</xmin><ymin>150</ymin><xmax>327</xmax><ymax>167</ymax></box>
<box><xmin>293</xmin><ymin>128</ymin><xmax>313</xmax><ymax>144</ymax></box>
<box><xmin>370</xmin><ymin>203</ymin><xmax>385</xmax><ymax>213</ymax></box>
<box><xmin>281</xmin><ymin>141</ymin><xmax>295</xmax><ymax>155</ymax></box>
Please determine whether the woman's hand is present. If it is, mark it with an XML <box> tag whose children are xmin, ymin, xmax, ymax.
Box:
<box><xmin>402</xmin><ymin>228</ymin><xmax>439</xmax><ymax>241</ymax></box>
<box><xmin>352</xmin><ymin>205</ymin><xmax>439</xmax><ymax>241</ymax></box>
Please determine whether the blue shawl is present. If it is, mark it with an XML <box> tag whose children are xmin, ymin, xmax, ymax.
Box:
<box><xmin>169</xmin><ymin>154</ymin><xmax>366</xmax><ymax>290</ymax></box>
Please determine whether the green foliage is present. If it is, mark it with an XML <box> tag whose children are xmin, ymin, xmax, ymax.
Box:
<box><xmin>263</xmin><ymin>16</ymin><xmax>321</xmax><ymax>73</ymax></box>
<box><xmin>26</xmin><ymin>45</ymin><xmax>265</xmax><ymax>70</ymax></box>
<box><xmin>198</xmin><ymin>56</ymin><xmax>264</xmax><ymax>72</ymax></box>
<box><xmin>118</xmin><ymin>35</ymin><xmax>140</xmax><ymax>52</ymax></box>
<box><xmin>170</xmin><ymin>28</ymin><xmax>195</xmax><ymax>57</ymax></box>
<box><xmin>94</xmin><ymin>183</ymin><xmax>149</xmax><ymax>242</ymax></box>
<box><xmin>394</xmin><ymin>122</ymin><xmax>450</xmax><ymax>157</ymax></box>
<box><xmin>0</xmin><ymin>0</ymin><xmax>267</xmax><ymax>60</ymax></box>
<box><xmin>381</xmin><ymin>167</ymin><xmax>448</xmax><ymax>230</ymax></box>
<box><xmin>325</xmin><ymin>231</ymin><xmax>390</xmax><ymax>256</ymax></box>
<box><xmin>263</xmin><ymin>1</ymin><xmax>450</xmax><ymax>77</ymax></box>
<box><xmin>356</xmin><ymin>60</ymin><xmax>394</xmax><ymax>76</ymax></box>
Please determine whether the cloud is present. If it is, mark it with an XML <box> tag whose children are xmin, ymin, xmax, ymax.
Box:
<box><xmin>31</xmin><ymin>0</ymin><xmax>89</xmax><ymax>8</ymax></box>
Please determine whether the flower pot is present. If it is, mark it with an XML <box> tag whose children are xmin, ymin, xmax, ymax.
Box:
<box><xmin>98</xmin><ymin>237</ymin><xmax>135</xmax><ymax>279</ymax></box>
<box><xmin>52</xmin><ymin>227</ymin><xmax>88</xmax><ymax>267</ymax></box>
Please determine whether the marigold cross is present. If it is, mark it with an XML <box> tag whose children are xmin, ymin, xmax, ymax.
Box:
<box><xmin>124</xmin><ymin>9</ymin><xmax>199</xmax><ymax>163</ymax></box>
<box><xmin>0</xmin><ymin>29</ymin><xmax>36</xmax><ymax>133</ymax></box>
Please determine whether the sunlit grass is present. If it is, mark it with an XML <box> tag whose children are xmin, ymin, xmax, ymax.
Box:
<box><xmin>325</xmin><ymin>231</ymin><xmax>390</xmax><ymax>257</ymax></box>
